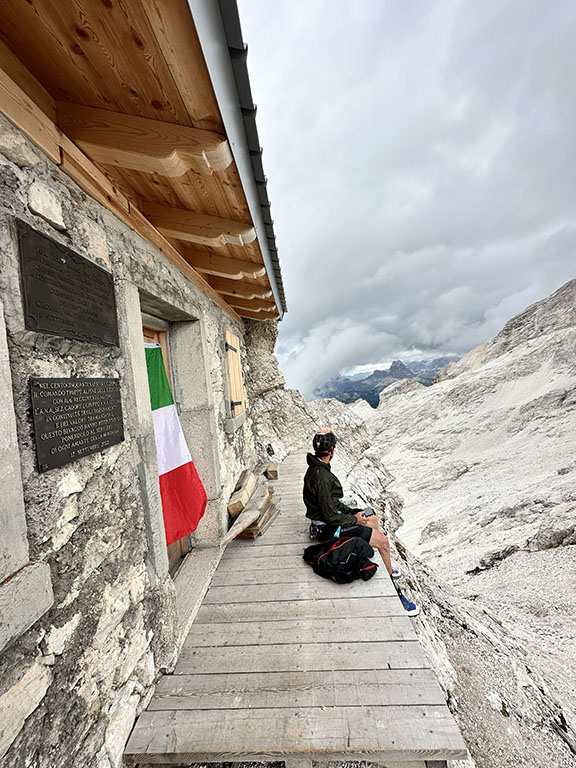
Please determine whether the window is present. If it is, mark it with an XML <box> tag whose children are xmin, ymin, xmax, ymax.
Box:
<box><xmin>225</xmin><ymin>330</ymin><xmax>245</xmax><ymax>417</ymax></box>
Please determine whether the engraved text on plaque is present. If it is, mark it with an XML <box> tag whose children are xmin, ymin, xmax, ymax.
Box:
<box><xmin>18</xmin><ymin>220</ymin><xmax>119</xmax><ymax>346</ymax></box>
<box><xmin>30</xmin><ymin>378</ymin><xmax>124</xmax><ymax>472</ymax></box>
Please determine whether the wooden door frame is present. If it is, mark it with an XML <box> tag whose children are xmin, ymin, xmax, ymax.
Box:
<box><xmin>142</xmin><ymin>312</ymin><xmax>192</xmax><ymax>577</ymax></box>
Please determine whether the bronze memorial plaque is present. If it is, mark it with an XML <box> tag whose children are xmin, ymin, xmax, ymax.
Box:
<box><xmin>30</xmin><ymin>378</ymin><xmax>124</xmax><ymax>472</ymax></box>
<box><xmin>17</xmin><ymin>220</ymin><xmax>119</xmax><ymax>346</ymax></box>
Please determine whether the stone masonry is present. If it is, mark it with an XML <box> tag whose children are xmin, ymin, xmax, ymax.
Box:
<box><xmin>0</xmin><ymin>112</ymin><xmax>260</xmax><ymax>768</ymax></box>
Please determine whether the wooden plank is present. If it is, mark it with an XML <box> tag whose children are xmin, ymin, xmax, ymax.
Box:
<box><xmin>265</xmin><ymin>462</ymin><xmax>279</xmax><ymax>479</ymax></box>
<box><xmin>184</xmin><ymin>616</ymin><xmax>412</xmax><ymax>647</ymax></box>
<box><xmin>238</xmin><ymin>503</ymin><xmax>279</xmax><ymax>538</ymax></box>
<box><xmin>225</xmin><ymin>329</ymin><xmax>246</xmax><ymax>416</ymax></box>
<box><xmin>126</xmin><ymin>204</ymin><xmax>243</xmax><ymax>322</ymax></box>
<box><xmin>176</xmin><ymin>639</ymin><xmax>427</xmax><ymax>675</ymax></box>
<box><xmin>222</xmin><ymin>542</ymin><xmax>324</xmax><ymax>560</ymax></box>
<box><xmin>0</xmin><ymin>39</ymin><xmax>56</xmax><ymax>121</ymax></box>
<box><xmin>57</xmin><ymin>102</ymin><xmax>232</xmax><ymax>175</ymax></box>
<box><xmin>184</xmin><ymin>251</ymin><xmax>266</xmax><ymax>280</ymax></box>
<box><xmin>0</xmin><ymin>62</ymin><xmax>60</xmax><ymax>163</ymax></box>
<box><xmin>196</xmin><ymin>596</ymin><xmax>408</xmax><ymax>624</ymax></box>
<box><xmin>215</xmin><ymin>552</ymin><xmax>329</xmax><ymax>571</ymax></box>
<box><xmin>124</xmin><ymin>706</ymin><xmax>468</xmax><ymax>762</ymax></box>
<box><xmin>143</xmin><ymin>201</ymin><xmax>256</xmax><ymax>248</ymax></box>
<box><xmin>226</xmin><ymin>296</ymin><xmax>277</xmax><ymax>312</ymax></box>
<box><xmin>236</xmin><ymin>307</ymin><xmax>279</xmax><ymax>321</ymax></box>
<box><xmin>234</xmin><ymin>468</ymin><xmax>251</xmax><ymax>492</ymax></box>
<box><xmin>140</xmin><ymin>0</ymin><xmax>223</xmax><ymax>132</ymax></box>
<box><xmin>232</xmin><ymin>532</ymin><xmax>315</xmax><ymax>545</ymax></box>
<box><xmin>150</xmin><ymin>668</ymin><xmax>446</xmax><ymax>710</ymax></box>
<box><xmin>0</xmin><ymin>0</ymin><xmax>191</xmax><ymax>124</ymax></box>
<box><xmin>227</xmin><ymin>470</ymin><xmax>257</xmax><ymax>517</ymax></box>
<box><xmin>209</xmin><ymin>566</ymin><xmax>386</xmax><ymax>587</ymax></box>
<box><xmin>219</xmin><ymin>505</ymin><xmax>261</xmax><ymax>549</ymax></box>
<box><xmin>208</xmin><ymin>276</ymin><xmax>273</xmax><ymax>299</ymax></box>
<box><xmin>203</xmin><ymin>579</ymin><xmax>397</xmax><ymax>604</ymax></box>
<box><xmin>173</xmin><ymin>546</ymin><xmax>222</xmax><ymax>642</ymax></box>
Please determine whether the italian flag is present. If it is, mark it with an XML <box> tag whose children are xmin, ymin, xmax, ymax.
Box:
<box><xmin>145</xmin><ymin>344</ymin><xmax>207</xmax><ymax>545</ymax></box>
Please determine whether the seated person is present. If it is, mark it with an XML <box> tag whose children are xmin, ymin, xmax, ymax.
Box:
<box><xmin>303</xmin><ymin>429</ymin><xmax>420</xmax><ymax>615</ymax></box>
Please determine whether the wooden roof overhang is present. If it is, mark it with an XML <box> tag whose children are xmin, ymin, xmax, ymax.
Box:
<box><xmin>0</xmin><ymin>0</ymin><xmax>284</xmax><ymax>323</ymax></box>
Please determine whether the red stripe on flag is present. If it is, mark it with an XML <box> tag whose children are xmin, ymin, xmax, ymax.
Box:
<box><xmin>159</xmin><ymin>461</ymin><xmax>207</xmax><ymax>546</ymax></box>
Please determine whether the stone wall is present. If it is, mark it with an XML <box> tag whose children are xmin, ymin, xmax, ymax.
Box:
<box><xmin>0</xmin><ymin>113</ymin><xmax>259</xmax><ymax>767</ymax></box>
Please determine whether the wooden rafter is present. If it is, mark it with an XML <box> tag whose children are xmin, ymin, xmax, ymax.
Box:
<box><xmin>142</xmin><ymin>202</ymin><xmax>256</xmax><ymax>248</ymax></box>
<box><xmin>226</xmin><ymin>296</ymin><xmax>277</xmax><ymax>312</ymax></box>
<box><xmin>207</xmin><ymin>277</ymin><xmax>273</xmax><ymax>300</ymax></box>
<box><xmin>182</xmin><ymin>250</ymin><xmax>266</xmax><ymax>280</ymax></box>
<box><xmin>236</xmin><ymin>308</ymin><xmax>279</xmax><ymax>320</ymax></box>
<box><xmin>57</xmin><ymin>102</ymin><xmax>232</xmax><ymax>177</ymax></box>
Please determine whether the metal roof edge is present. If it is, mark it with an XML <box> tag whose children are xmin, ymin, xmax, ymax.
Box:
<box><xmin>186</xmin><ymin>0</ymin><xmax>287</xmax><ymax>317</ymax></box>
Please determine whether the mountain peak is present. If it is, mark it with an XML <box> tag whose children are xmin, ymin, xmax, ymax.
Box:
<box><xmin>389</xmin><ymin>360</ymin><xmax>413</xmax><ymax>378</ymax></box>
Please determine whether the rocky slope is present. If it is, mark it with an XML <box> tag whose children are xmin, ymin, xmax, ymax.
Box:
<box><xmin>244</xmin><ymin>281</ymin><xmax>576</xmax><ymax>767</ymax></box>
<box><xmin>358</xmin><ymin>278</ymin><xmax>576</xmax><ymax>765</ymax></box>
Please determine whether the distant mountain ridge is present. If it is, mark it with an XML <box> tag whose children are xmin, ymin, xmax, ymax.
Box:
<box><xmin>313</xmin><ymin>356</ymin><xmax>459</xmax><ymax>406</ymax></box>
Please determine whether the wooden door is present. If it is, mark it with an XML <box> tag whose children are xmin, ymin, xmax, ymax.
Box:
<box><xmin>143</xmin><ymin>325</ymin><xmax>191</xmax><ymax>575</ymax></box>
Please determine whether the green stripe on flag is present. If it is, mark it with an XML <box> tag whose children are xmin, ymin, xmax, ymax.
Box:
<box><xmin>145</xmin><ymin>346</ymin><xmax>174</xmax><ymax>411</ymax></box>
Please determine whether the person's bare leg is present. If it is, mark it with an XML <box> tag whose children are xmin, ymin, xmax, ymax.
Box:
<box><xmin>369</xmin><ymin>529</ymin><xmax>393</xmax><ymax>575</ymax></box>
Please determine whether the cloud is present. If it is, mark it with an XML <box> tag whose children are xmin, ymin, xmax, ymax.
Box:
<box><xmin>238</xmin><ymin>0</ymin><xmax>576</xmax><ymax>394</ymax></box>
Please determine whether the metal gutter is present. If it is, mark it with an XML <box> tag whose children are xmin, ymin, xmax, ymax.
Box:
<box><xmin>187</xmin><ymin>0</ymin><xmax>287</xmax><ymax>317</ymax></box>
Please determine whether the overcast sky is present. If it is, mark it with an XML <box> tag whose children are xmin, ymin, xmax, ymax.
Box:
<box><xmin>238</xmin><ymin>0</ymin><xmax>576</xmax><ymax>398</ymax></box>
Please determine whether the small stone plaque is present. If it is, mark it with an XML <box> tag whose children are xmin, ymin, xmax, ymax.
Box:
<box><xmin>30</xmin><ymin>378</ymin><xmax>124</xmax><ymax>472</ymax></box>
<box><xmin>17</xmin><ymin>220</ymin><xmax>119</xmax><ymax>346</ymax></box>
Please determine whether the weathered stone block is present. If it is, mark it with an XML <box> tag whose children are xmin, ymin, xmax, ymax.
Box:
<box><xmin>0</xmin><ymin>562</ymin><xmax>54</xmax><ymax>653</ymax></box>
<box><xmin>0</xmin><ymin>128</ymin><xmax>39</xmax><ymax>167</ymax></box>
<box><xmin>0</xmin><ymin>662</ymin><xmax>52</xmax><ymax>760</ymax></box>
<box><xmin>77</xmin><ymin>218</ymin><xmax>111</xmax><ymax>270</ymax></box>
<box><xmin>28</xmin><ymin>180</ymin><xmax>66</xmax><ymax>230</ymax></box>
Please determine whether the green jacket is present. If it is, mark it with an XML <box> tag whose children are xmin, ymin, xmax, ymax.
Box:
<box><xmin>303</xmin><ymin>453</ymin><xmax>358</xmax><ymax>526</ymax></box>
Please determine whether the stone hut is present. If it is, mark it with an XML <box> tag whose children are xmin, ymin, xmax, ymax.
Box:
<box><xmin>0</xmin><ymin>2</ymin><xmax>285</xmax><ymax>765</ymax></box>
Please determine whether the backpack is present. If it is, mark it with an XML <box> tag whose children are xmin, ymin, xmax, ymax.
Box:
<box><xmin>303</xmin><ymin>536</ymin><xmax>379</xmax><ymax>584</ymax></box>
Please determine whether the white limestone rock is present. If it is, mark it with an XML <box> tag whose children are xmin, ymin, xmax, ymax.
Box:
<box><xmin>77</xmin><ymin>218</ymin><xmax>111</xmax><ymax>270</ymax></box>
<box><xmin>44</xmin><ymin>613</ymin><xmax>81</xmax><ymax>656</ymax></box>
<box><xmin>0</xmin><ymin>129</ymin><xmax>39</xmax><ymax>168</ymax></box>
<box><xmin>364</xmin><ymin>278</ymin><xmax>576</xmax><ymax>742</ymax></box>
<box><xmin>0</xmin><ymin>663</ymin><xmax>52</xmax><ymax>759</ymax></box>
<box><xmin>28</xmin><ymin>181</ymin><xmax>66</xmax><ymax>230</ymax></box>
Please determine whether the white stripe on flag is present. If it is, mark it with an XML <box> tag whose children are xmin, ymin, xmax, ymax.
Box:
<box><xmin>152</xmin><ymin>403</ymin><xmax>192</xmax><ymax>475</ymax></box>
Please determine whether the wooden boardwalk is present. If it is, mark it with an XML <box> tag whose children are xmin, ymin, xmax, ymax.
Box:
<box><xmin>125</xmin><ymin>452</ymin><xmax>467</xmax><ymax>766</ymax></box>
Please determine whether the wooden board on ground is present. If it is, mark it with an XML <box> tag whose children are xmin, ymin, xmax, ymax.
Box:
<box><xmin>219</xmin><ymin>540</ymin><xmax>309</xmax><ymax>560</ymax></box>
<box><xmin>264</xmin><ymin>461</ymin><xmax>278</xmax><ymax>479</ymax></box>
<box><xmin>185</xmin><ymin>616</ymin><xmax>412</xmax><ymax>647</ymax></box>
<box><xmin>175</xmin><ymin>640</ymin><xmax>426</xmax><ymax>675</ymax></box>
<box><xmin>196</xmin><ymin>596</ymin><xmax>408</xmax><ymax>623</ymax></box>
<box><xmin>125</xmin><ymin>706</ymin><xmax>467</xmax><ymax>763</ymax></box>
<box><xmin>210</xmin><ymin>565</ymin><xmax>386</xmax><ymax>586</ymax></box>
<box><xmin>236</xmin><ymin>500</ymin><xmax>279</xmax><ymax>539</ymax></box>
<box><xmin>227</xmin><ymin>470</ymin><xmax>257</xmax><ymax>517</ymax></box>
<box><xmin>203</xmin><ymin>576</ymin><xmax>397</xmax><ymax>604</ymax></box>
<box><xmin>150</xmin><ymin>668</ymin><xmax>446</xmax><ymax>710</ymax></box>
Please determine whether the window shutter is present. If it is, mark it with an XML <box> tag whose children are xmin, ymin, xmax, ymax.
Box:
<box><xmin>225</xmin><ymin>331</ymin><xmax>245</xmax><ymax>415</ymax></box>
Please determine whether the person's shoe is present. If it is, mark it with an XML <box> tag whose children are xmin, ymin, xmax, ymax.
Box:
<box><xmin>399</xmin><ymin>593</ymin><xmax>421</xmax><ymax>616</ymax></box>
<box><xmin>390</xmin><ymin>568</ymin><xmax>403</xmax><ymax>581</ymax></box>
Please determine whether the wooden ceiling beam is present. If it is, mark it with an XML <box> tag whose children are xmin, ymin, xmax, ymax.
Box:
<box><xmin>56</xmin><ymin>102</ymin><xmax>232</xmax><ymax>177</ymax></box>
<box><xmin>142</xmin><ymin>201</ymin><xmax>256</xmax><ymax>248</ymax></box>
<box><xmin>207</xmin><ymin>277</ymin><xmax>273</xmax><ymax>300</ymax></box>
<box><xmin>182</xmin><ymin>251</ymin><xmax>266</xmax><ymax>280</ymax></box>
<box><xmin>237</xmin><ymin>308</ymin><xmax>279</xmax><ymax>321</ymax></box>
<box><xmin>226</xmin><ymin>296</ymin><xmax>277</xmax><ymax>312</ymax></box>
